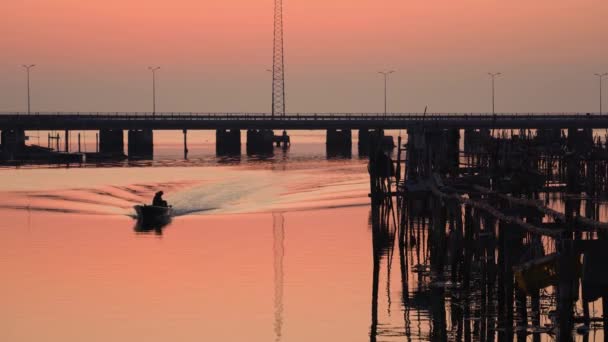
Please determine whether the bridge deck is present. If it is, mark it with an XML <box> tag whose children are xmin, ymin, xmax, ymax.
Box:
<box><xmin>1</xmin><ymin>113</ymin><xmax>607</xmax><ymax>130</ymax></box>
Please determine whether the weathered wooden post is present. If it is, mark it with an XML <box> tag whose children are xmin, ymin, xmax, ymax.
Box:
<box><xmin>183</xmin><ymin>129</ymin><xmax>188</xmax><ymax>159</ymax></box>
<box><xmin>557</xmin><ymin>238</ymin><xmax>575</xmax><ymax>341</ymax></box>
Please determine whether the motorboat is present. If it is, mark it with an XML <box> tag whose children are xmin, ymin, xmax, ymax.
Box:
<box><xmin>134</xmin><ymin>204</ymin><xmax>173</xmax><ymax>227</ymax></box>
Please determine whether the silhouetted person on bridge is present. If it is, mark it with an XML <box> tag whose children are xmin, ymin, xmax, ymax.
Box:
<box><xmin>152</xmin><ymin>191</ymin><xmax>168</xmax><ymax>207</ymax></box>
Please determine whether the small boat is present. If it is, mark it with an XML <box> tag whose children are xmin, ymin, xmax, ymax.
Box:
<box><xmin>134</xmin><ymin>204</ymin><xmax>173</xmax><ymax>226</ymax></box>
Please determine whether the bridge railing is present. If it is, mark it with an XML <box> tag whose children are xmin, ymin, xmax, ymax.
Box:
<box><xmin>0</xmin><ymin>112</ymin><xmax>598</xmax><ymax>120</ymax></box>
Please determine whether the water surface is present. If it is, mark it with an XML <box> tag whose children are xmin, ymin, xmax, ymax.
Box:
<box><xmin>1</xmin><ymin>132</ymin><xmax>606</xmax><ymax>341</ymax></box>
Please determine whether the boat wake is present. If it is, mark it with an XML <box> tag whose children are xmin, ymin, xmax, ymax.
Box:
<box><xmin>0</xmin><ymin>164</ymin><xmax>370</xmax><ymax>217</ymax></box>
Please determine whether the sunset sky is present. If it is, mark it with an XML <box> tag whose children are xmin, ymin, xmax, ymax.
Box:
<box><xmin>1</xmin><ymin>0</ymin><xmax>607</xmax><ymax>113</ymax></box>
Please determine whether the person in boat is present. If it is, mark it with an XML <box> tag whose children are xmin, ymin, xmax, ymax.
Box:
<box><xmin>152</xmin><ymin>191</ymin><xmax>168</xmax><ymax>207</ymax></box>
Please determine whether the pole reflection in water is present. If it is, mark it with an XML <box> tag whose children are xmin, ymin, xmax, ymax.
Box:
<box><xmin>369</xmin><ymin>194</ymin><xmax>608</xmax><ymax>341</ymax></box>
<box><xmin>273</xmin><ymin>212</ymin><xmax>285</xmax><ymax>342</ymax></box>
<box><xmin>366</xmin><ymin>128</ymin><xmax>608</xmax><ymax>341</ymax></box>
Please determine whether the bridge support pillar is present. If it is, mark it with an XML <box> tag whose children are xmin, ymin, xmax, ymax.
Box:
<box><xmin>357</xmin><ymin>129</ymin><xmax>395</xmax><ymax>156</ymax></box>
<box><xmin>358</xmin><ymin>129</ymin><xmax>395</xmax><ymax>156</ymax></box>
<box><xmin>567</xmin><ymin>127</ymin><xmax>593</xmax><ymax>153</ymax></box>
<box><xmin>274</xmin><ymin>130</ymin><xmax>290</xmax><ymax>148</ymax></box>
<box><xmin>358</xmin><ymin>129</ymin><xmax>381</xmax><ymax>156</ymax></box>
<box><xmin>536</xmin><ymin>128</ymin><xmax>562</xmax><ymax>146</ymax></box>
<box><xmin>247</xmin><ymin>129</ymin><xmax>274</xmax><ymax>155</ymax></box>
<box><xmin>326</xmin><ymin>129</ymin><xmax>352</xmax><ymax>158</ymax></box>
<box><xmin>406</xmin><ymin>128</ymin><xmax>424</xmax><ymax>179</ymax></box>
<box><xmin>424</xmin><ymin>128</ymin><xmax>460</xmax><ymax>176</ymax></box>
<box><xmin>128</xmin><ymin>129</ymin><xmax>153</xmax><ymax>160</ymax></box>
<box><xmin>1</xmin><ymin>129</ymin><xmax>26</xmax><ymax>160</ymax></box>
<box><xmin>446</xmin><ymin>128</ymin><xmax>460</xmax><ymax>175</ymax></box>
<box><xmin>99</xmin><ymin>129</ymin><xmax>125</xmax><ymax>156</ymax></box>
<box><xmin>216</xmin><ymin>129</ymin><xmax>241</xmax><ymax>155</ymax></box>
<box><xmin>463</xmin><ymin>128</ymin><xmax>490</xmax><ymax>153</ymax></box>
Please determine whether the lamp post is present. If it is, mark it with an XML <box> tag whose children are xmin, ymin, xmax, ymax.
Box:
<box><xmin>148</xmin><ymin>66</ymin><xmax>160</xmax><ymax>115</ymax></box>
<box><xmin>488</xmin><ymin>72</ymin><xmax>501</xmax><ymax>115</ymax></box>
<box><xmin>595</xmin><ymin>73</ymin><xmax>608</xmax><ymax>115</ymax></box>
<box><xmin>378</xmin><ymin>70</ymin><xmax>395</xmax><ymax>117</ymax></box>
<box><xmin>22</xmin><ymin>64</ymin><xmax>35</xmax><ymax>114</ymax></box>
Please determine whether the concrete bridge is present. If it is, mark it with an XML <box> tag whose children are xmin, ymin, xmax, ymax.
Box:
<box><xmin>1</xmin><ymin>112</ymin><xmax>607</xmax><ymax>160</ymax></box>
<box><xmin>1</xmin><ymin>112</ymin><xmax>608</xmax><ymax>130</ymax></box>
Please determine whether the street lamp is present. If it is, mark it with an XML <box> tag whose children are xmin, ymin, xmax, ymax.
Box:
<box><xmin>488</xmin><ymin>72</ymin><xmax>501</xmax><ymax>115</ymax></box>
<box><xmin>594</xmin><ymin>73</ymin><xmax>608</xmax><ymax>115</ymax></box>
<box><xmin>378</xmin><ymin>70</ymin><xmax>395</xmax><ymax>117</ymax></box>
<box><xmin>148</xmin><ymin>66</ymin><xmax>160</xmax><ymax>115</ymax></box>
<box><xmin>22</xmin><ymin>64</ymin><xmax>35</xmax><ymax>114</ymax></box>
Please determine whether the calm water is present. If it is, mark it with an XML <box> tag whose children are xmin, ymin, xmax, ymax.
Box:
<box><xmin>1</xmin><ymin>131</ymin><xmax>605</xmax><ymax>341</ymax></box>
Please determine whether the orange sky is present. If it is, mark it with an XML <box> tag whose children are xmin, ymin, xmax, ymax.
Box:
<box><xmin>1</xmin><ymin>0</ymin><xmax>607</xmax><ymax>113</ymax></box>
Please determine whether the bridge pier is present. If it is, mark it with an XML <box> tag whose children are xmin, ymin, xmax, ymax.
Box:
<box><xmin>247</xmin><ymin>129</ymin><xmax>274</xmax><ymax>155</ymax></box>
<box><xmin>420</xmin><ymin>128</ymin><xmax>461</xmax><ymax>176</ymax></box>
<box><xmin>99</xmin><ymin>129</ymin><xmax>125</xmax><ymax>156</ymax></box>
<box><xmin>358</xmin><ymin>129</ymin><xmax>395</xmax><ymax>156</ymax></box>
<box><xmin>406</xmin><ymin>128</ymin><xmax>426</xmax><ymax>178</ymax></box>
<box><xmin>0</xmin><ymin>129</ymin><xmax>26</xmax><ymax>160</ymax></box>
<box><xmin>536</xmin><ymin>128</ymin><xmax>562</xmax><ymax>144</ymax></box>
<box><xmin>65</xmin><ymin>130</ymin><xmax>69</xmax><ymax>152</ymax></box>
<box><xmin>326</xmin><ymin>128</ymin><xmax>352</xmax><ymax>158</ymax></box>
<box><xmin>216</xmin><ymin>129</ymin><xmax>241</xmax><ymax>155</ymax></box>
<box><xmin>128</xmin><ymin>129</ymin><xmax>153</xmax><ymax>159</ymax></box>
<box><xmin>358</xmin><ymin>129</ymin><xmax>381</xmax><ymax>156</ymax></box>
<box><xmin>567</xmin><ymin>127</ymin><xmax>593</xmax><ymax>153</ymax></box>
<box><xmin>463</xmin><ymin>128</ymin><xmax>491</xmax><ymax>153</ymax></box>
<box><xmin>405</xmin><ymin>127</ymin><xmax>459</xmax><ymax>178</ymax></box>
<box><xmin>274</xmin><ymin>130</ymin><xmax>290</xmax><ymax>148</ymax></box>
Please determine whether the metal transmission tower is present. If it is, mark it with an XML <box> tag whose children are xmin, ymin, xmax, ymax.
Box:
<box><xmin>271</xmin><ymin>0</ymin><xmax>286</xmax><ymax>118</ymax></box>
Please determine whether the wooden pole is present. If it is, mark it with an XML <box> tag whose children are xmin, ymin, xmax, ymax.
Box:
<box><xmin>183</xmin><ymin>129</ymin><xmax>188</xmax><ymax>159</ymax></box>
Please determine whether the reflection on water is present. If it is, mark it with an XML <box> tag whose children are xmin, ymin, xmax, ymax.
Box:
<box><xmin>0</xmin><ymin>162</ymin><xmax>370</xmax><ymax>217</ymax></box>
<box><xmin>2</xmin><ymin>135</ymin><xmax>607</xmax><ymax>341</ymax></box>
<box><xmin>274</xmin><ymin>213</ymin><xmax>285</xmax><ymax>341</ymax></box>
<box><xmin>369</xmin><ymin>194</ymin><xmax>607</xmax><ymax>341</ymax></box>
<box><xmin>133</xmin><ymin>216</ymin><xmax>172</xmax><ymax>236</ymax></box>
<box><xmin>0</xmin><ymin>141</ymin><xmax>363</xmax><ymax>171</ymax></box>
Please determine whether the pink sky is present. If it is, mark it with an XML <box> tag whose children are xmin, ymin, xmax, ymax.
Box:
<box><xmin>1</xmin><ymin>0</ymin><xmax>607</xmax><ymax>113</ymax></box>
